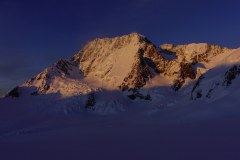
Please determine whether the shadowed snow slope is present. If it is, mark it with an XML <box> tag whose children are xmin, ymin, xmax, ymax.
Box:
<box><xmin>0</xmin><ymin>33</ymin><xmax>240</xmax><ymax>160</ymax></box>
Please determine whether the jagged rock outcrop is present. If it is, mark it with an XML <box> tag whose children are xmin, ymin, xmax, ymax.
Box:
<box><xmin>172</xmin><ymin>62</ymin><xmax>196</xmax><ymax>91</ymax></box>
<box><xmin>223</xmin><ymin>65</ymin><xmax>240</xmax><ymax>86</ymax></box>
<box><xmin>85</xmin><ymin>93</ymin><xmax>96</xmax><ymax>110</ymax></box>
<box><xmin>127</xmin><ymin>89</ymin><xmax>152</xmax><ymax>100</ymax></box>
<box><xmin>6</xmin><ymin>87</ymin><xmax>20</xmax><ymax>98</ymax></box>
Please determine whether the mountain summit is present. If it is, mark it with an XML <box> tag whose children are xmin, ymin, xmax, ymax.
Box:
<box><xmin>2</xmin><ymin>33</ymin><xmax>239</xmax><ymax>113</ymax></box>
<box><xmin>71</xmin><ymin>32</ymin><xmax>163</xmax><ymax>90</ymax></box>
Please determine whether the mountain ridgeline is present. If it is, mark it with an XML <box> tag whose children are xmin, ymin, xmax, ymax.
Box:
<box><xmin>4</xmin><ymin>33</ymin><xmax>240</xmax><ymax>113</ymax></box>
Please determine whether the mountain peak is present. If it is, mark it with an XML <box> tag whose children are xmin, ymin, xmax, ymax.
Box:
<box><xmin>89</xmin><ymin>32</ymin><xmax>146</xmax><ymax>44</ymax></box>
<box><xmin>71</xmin><ymin>32</ymin><xmax>161</xmax><ymax>90</ymax></box>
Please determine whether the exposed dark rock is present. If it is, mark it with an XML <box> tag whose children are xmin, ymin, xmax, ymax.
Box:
<box><xmin>206</xmin><ymin>89</ymin><xmax>213</xmax><ymax>98</ymax></box>
<box><xmin>179</xmin><ymin>62</ymin><xmax>196</xmax><ymax>79</ymax></box>
<box><xmin>191</xmin><ymin>54</ymin><xmax>209</xmax><ymax>64</ymax></box>
<box><xmin>31</xmin><ymin>91</ymin><xmax>39</xmax><ymax>96</ymax></box>
<box><xmin>172</xmin><ymin>79</ymin><xmax>185</xmax><ymax>91</ymax></box>
<box><xmin>145</xmin><ymin>94</ymin><xmax>152</xmax><ymax>100</ymax></box>
<box><xmin>191</xmin><ymin>75</ymin><xmax>205</xmax><ymax>99</ymax></box>
<box><xmin>223</xmin><ymin>65</ymin><xmax>240</xmax><ymax>86</ymax></box>
<box><xmin>172</xmin><ymin>62</ymin><xmax>196</xmax><ymax>91</ymax></box>
<box><xmin>55</xmin><ymin>59</ymin><xmax>73</xmax><ymax>75</ymax></box>
<box><xmin>85</xmin><ymin>93</ymin><xmax>96</xmax><ymax>110</ymax></box>
<box><xmin>196</xmin><ymin>90</ymin><xmax>202</xmax><ymax>99</ymax></box>
<box><xmin>43</xmin><ymin>84</ymin><xmax>50</xmax><ymax>91</ymax></box>
<box><xmin>36</xmin><ymin>72</ymin><xmax>50</xmax><ymax>81</ymax></box>
<box><xmin>128</xmin><ymin>94</ymin><xmax>137</xmax><ymax>100</ymax></box>
<box><xmin>127</xmin><ymin>89</ymin><xmax>152</xmax><ymax>101</ymax></box>
<box><xmin>6</xmin><ymin>87</ymin><xmax>20</xmax><ymax>98</ymax></box>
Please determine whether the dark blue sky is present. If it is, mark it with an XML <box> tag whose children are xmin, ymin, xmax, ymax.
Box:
<box><xmin>0</xmin><ymin>0</ymin><xmax>240</xmax><ymax>95</ymax></box>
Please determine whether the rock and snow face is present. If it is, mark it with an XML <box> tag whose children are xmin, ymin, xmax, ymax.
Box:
<box><xmin>2</xmin><ymin>32</ymin><xmax>239</xmax><ymax>114</ymax></box>
<box><xmin>189</xmin><ymin>48</ymin><xmax>240</xmax><ymax>101</ymax></box>
<box><xmin>159</xmin><ymin>43</ymin><xmax>233</xmax><ymax>90</ymax></box>
<box><xmin>160</xmin><ymin>43</ymin><xmax>231</xmax><ymax>62</ymax></box>
<box><xmin>72</xmin><ymin>33</ymin><xmax>164</xmax><ymax>90</ymax></box>
<box><xmin>20</xmin><ymin>59</ymin><xmax>94</xmax><ymax>97</ymax></box>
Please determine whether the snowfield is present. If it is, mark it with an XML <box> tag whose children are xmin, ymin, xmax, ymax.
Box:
<box><xmin>1</xmin><ymin>95</ymin><xmax>240</xmax><ymax>160</ymax></box>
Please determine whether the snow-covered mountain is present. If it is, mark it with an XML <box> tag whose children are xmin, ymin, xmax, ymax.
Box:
<box><xmin>2</xmin><ymin>32</ymin><xmax>238</xmax><ymax>113</ymax></box>
<box><xmin>2</xmin><ymin>33</ymin><xmax>240</xmax><ymax>160</ymax></box>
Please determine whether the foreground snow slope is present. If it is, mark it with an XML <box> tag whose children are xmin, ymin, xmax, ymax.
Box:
<box><xmin>1</xmin><ymin>92</ymin><xmax>240</xmax><ymax>160</ymax></box>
